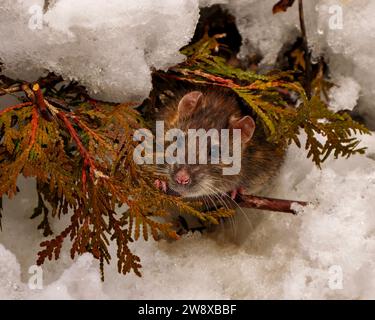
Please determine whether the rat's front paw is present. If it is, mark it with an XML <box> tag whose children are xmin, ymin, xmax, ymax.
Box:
<box><xmin>154</xmin><ymin>179</ymin><xmax>167</xmax><ymax>193</ymax></box>
<box><xmin>230</xmin><ymin>187</ymin><xmax>245</xmax><ymax>200</ymax></box>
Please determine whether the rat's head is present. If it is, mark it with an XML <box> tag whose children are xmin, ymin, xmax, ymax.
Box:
<box><xmin>162</xmin><ymin>90</ymin><xmax>256</xmax><ymax>199</ymax></box>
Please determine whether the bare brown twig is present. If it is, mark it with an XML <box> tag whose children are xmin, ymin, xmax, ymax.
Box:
<box><xmin>0</xmin><ymin>85</ymin><xmax>22</xmax><ymax>96</ymax></box>
<box><xmin>298</xmin><ymin>0</ymin><xmax>312</xmax><ymax>99</ymax></box>
<box><xmin>237</xmin><ymin>194</ymin><xmax>309</xmax><ymax>215</ymax></box>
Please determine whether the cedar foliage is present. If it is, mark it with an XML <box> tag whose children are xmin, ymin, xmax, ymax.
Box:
<box><xmin>0</xmin><ymin>6</ymin><xmax>370</xmax><ymax>278</ymax></box>
<box><xmin>0</xmin><ymin>72</ymin><xmax>227</xmax><ymax>279</ymax></box>
<box><xmin>164</xmin><ymin>34</ymin><xmax>369</xmax><ymax>166</ymax></box>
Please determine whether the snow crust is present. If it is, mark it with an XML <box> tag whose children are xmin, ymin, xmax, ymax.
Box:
<box><xmin>328</xmin><ymin>76</ymin><xmax>361</xmax><ymax>112</ymax></box>
<box><xmin>0</xmin><ymin>0</ymin><xmax>199</xmax><ymax>102</ymax></box>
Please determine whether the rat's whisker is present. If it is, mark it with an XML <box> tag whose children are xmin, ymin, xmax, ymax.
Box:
<box><xmin>197</xmin><ymin>182</ymin><xmax>217</xmax><ymax>212</ymax></box>
<box><xmin>207</xmin><ymin>184</ymin><xmax>238</xmax><ymax>237</ymax></box>
<box><xmin>206</xmin><ymin>184</ymin><xmax>237</xmax><ymax>237</ymax></box>
<box><xmin>200</xmin><ymin>192</ymin><xmax>211</xmax><ymax>212</ymax></box>
<box><xmin>218</xmin><ymin>188</ymin><xmax>254</xmax><ymax>231</ymax></box>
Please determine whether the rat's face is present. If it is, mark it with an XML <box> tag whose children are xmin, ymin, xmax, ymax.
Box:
<box><xmin>160</xmin><ymin>91</ymin><xmax>255</xmax><ymax>199</ymax></box>
<box><xmin>166</xmin><ymin>163</ymin><xmax>240</xmax><ymax>199</ymax></box>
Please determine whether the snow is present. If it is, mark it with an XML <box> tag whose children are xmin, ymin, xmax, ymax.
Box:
<box><xmin>226</xmin><ymin>0</ymin><xmax>300</xmax><ymax>64</ymax></box>
<box><xmin>1</xmin><ymin>0</ymin><xmax>375</xmax><ymax>300</ymax></box>
<box><xmin>310</xmin><ymin>0</ymin><xmax>375</xmax><ymax>125</ymax></box>
<box><xmin>1</xmin><ymin>132</ymin><xmax>375</xmax><ymax>299</ymax></box>
<box><xmin>224</xmin><ymin>0</ymin><xmax>375</xmax><ymax>122</ymax></box>
<box><xmin>2</xmin><ymin>1</ymin><xmax>374</xmax><ymax>117</ymax></box>
<box><xmin>0</xmin><ymin>0</ymin><xmax>199</xmax><ymax>102</ymax></box>
<box><xmin>328</xmin><ymin>76</ymin><xmax>361</xmax><ymax>112</ymax></box>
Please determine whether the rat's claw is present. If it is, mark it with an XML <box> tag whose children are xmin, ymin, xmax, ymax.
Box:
<box><xmin>161</xmin><ymin>180</ymin><xmax>167</xmax><ymax>193</ymax></box>
<box><xmin>161</xmin><ymin>181</ymin><xmax>167</xmax><ymax>193</ymax></box>
<box><xmin>154</xmin><ymin>179</ymin><xmax>167</xmax><ymax>193</ymax></box>
<box><xmin>230</xmin><ymin>187</ymin><xmax>245</xmax><ymax>200</ymax></box>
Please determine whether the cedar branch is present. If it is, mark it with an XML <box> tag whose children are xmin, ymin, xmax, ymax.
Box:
<box><xmin>237</xmin><ymin>194</ymin><xmax>309</xmax><ymax>215</ymax></box>
<box><xmin>298</xmin><ymin>0</ymin><xmax>312</xmax><ymax>98</ymax></box>
<box><xmin>31</xmin><ymin>82</ymin><xmax>105</xmax><ymax>184</ymax></box>
<box><xmin>56</xmin><ymin>111</ymin><xmax>97</xmax><ymax>182</ymax></box>
<box><xmin>0</xmin><ymin>85</ymin><xmax>22</xmax><ymax>96</ymax></box>
<box><xmin>0</xmin><ymin>102</ymin><xmax>33</xmax><ymax>116</ymax></box>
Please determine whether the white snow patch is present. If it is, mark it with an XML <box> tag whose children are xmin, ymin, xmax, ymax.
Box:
<box><xmin>0</xmin><ymin>0</ymin><xmax>200</xmax><ymax>102</ymax></box>
<box><xmin>226</xmin><ymin>0</ymin><xmax>300</xmax><ymax>65</ymax></box>
<box><xmin>328</xmin><ymin>76</ymin><xmax>361</xmax><ymax>112</ymax></box>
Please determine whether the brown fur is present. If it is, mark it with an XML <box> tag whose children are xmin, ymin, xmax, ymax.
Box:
<box><xmin>155</xmin><ymin>89</ymin><xmax>285</xmax><ymax>199</ymax></box>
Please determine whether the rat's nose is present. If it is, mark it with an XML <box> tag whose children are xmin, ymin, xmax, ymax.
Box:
<box><xmin>175</xmin><ymin>168</ymin><xmax>190</xmax><ymax>185</ymax></box>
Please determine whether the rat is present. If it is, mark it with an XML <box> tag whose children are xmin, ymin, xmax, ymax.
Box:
<box><xmin>153</xmin><ymin>88</ymin><xmax>285</xmax><ymax>204</ymax></box>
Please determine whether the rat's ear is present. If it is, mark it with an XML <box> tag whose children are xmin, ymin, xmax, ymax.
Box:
<box><xmin>178</xmin><ymin>91</ymin><xmax>203</xmax><ymax>118</ymax></box>
<box><xmin>231</xmin><ymin>115</ymin><xmax>256</xmax><ymax>144</ymax></box>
